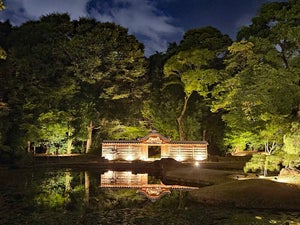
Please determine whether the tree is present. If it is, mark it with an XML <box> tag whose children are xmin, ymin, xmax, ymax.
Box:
<box><xmin>282</xmin><ymin>122</ymin><xmax>300</xmax><ymax>168</ymax></box>
<box><xmin>66</xmin><ymin>19</ymin><xmax>146</xmax><ymax>152</ymax></box>
<box><xmin>214</xmin><ymin>0</ymin><xmax>300</xmax><ymax>155</ymax></box>
<box><xmin>164</xmin><ymin>49</ymin><xmax>219</xmax><ymax>140</ymax></box>
<box><xmin>1</xmin><ymin>14</ymin><xmax>78</xmax><ymax>155</ymax></box>
<box><xmin>213</xmin><ymin>0</ymin><xmax>300</xmax><ymax>175</ymax></box>
<box><xmin>213</xmin><ymin>40</ymin><xmax>300</xmax><ymax>152</ymax></box>
<box><xmin>163</xmin><ymin>27</ymin><xmax>231</xmax><ymax>141</ymax></box>
<box><xmin>0</xmin><ymin>14</ymin><xmax>147</xmax><ymax>157</ymax></box>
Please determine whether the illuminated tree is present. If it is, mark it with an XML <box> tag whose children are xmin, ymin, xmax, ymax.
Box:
<box><xmin>65</xmin><ymin>19</ymin><xmax>146</xmax><ymax>152</ymax></box>
<box><xmin>163</xmin><ymin>27</ymin><xmax>231</xmax><ymax>141</ymax></box>
<box><xmin>0</xmin><ymin>14</ymin><xmax>147</xmax><ymax>157</ymax></box>
<box><xmin>214</xmin><ymin>0</ymin><xmax>300</xmax><ymax>155</ymax></box>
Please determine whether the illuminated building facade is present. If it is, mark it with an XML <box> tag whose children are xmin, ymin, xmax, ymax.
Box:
<box><xmin>102</xmin><ymin>131</ymin><xmax>208</xmax><ymax>162</ymax></box>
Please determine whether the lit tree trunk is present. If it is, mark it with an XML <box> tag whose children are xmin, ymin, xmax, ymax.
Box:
<box><xmin>84</xmin><ymin>171</ymin><xmax>90</xmax><ymax>206</ymax></box>
<box><xmin>263</xmin><ymin>140</ymin><xmax>276</xmax><ymax>176</ymax></box>
<box><xmin>177</xmin><ymin>95</ymin><xmax>190</xmax><ymax>141</ymax></box>
<box><xmin>86</xmin><ymin>121</ymin><xmax>94</xmax><ymax>154</ymax></box>
<box><xmin>27</xmin><ymin>141</ymin><xmax>31</xmax><ymax>153</ymax></box>
<box><xmin>66</xmin><ymin>129</ymin><xmax>73</xmax><ymax>155</ymax></box>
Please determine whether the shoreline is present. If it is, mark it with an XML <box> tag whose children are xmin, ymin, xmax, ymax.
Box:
<box><xmin>2</xmin><ymin>156</ymin><xmax>300</xmax><ymax>211</ymax></box>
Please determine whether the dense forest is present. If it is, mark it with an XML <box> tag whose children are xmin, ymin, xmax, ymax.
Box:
<box><xmin>0</xmin><ymin>0</ymin><xmax>299</xmax><ymax>170</ymax></box>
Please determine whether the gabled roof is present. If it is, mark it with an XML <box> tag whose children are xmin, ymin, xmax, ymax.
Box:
<box><xmin>139</xmin><ymin>130</ymin><xmax>170</xmax><ymax>143</ymax></box>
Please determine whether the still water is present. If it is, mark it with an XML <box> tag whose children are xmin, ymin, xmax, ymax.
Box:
<box><xmin>0</xmin><ymin>168</ymin><xmax>299</xmax><ymax>225</ymax></box>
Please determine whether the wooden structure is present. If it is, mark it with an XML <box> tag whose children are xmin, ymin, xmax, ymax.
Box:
<box><xmin>100</xmin><ymin>170</ymin><xmax>197</xmax><ymax>201</ymax></box>
<box><xmin>102</xmin><ymin>131</ymin><xmax>208</xmax><ymax>162</ymax></box>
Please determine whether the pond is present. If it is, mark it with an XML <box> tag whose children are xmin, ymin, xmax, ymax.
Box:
<box><xmin>0</xmin><ymin>167</ymin><xmax>299</xmax><ymax>225</ymax></box>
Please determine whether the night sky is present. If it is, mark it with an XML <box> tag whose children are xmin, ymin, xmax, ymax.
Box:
<box><xmin>0</xmin><ymin>0</ymin><xmax>283</xmax><ymax>56</ymax></box>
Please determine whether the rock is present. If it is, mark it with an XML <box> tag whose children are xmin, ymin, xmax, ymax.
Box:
<box><xmin>279</xmin><ymin>168</ymin><xmax>300</xmax><ymax>176</ymax></box>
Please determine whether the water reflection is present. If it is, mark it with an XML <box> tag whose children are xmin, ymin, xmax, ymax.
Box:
<box><xmin>30</xmin><ymin>169</ymin><xmax>196</xmax><ymax>212</ymax></box>
<box><xmin>100</xmin><ymin>170</ymin><xmax>198</xmax><ymax>202</ymax></box>
<box><xmin>0</xmin><ymin>168</ymin><xmax>299</xmax><ymax>225</ymax></box>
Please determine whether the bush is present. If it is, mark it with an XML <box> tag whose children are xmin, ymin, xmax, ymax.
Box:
<box><xmin>244</xmin><ymin>154</ymin><xmax>265</xmax><ymax>173</ymax></box>
<box><xmin>244</xmin><ymin>153</ymin><xmax>284</xmax><ymax>174</ymax></box>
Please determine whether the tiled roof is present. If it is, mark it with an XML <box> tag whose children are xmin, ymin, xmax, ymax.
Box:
<box><xmin>170</xmin><ymin>141</ymin><xmax>208</xmax><ymax>144</ymax></box>
<box><xmin>102</xmin><ymin>131</ymin><xmax>208</xmax><ymax>145</ymax></box>
<box><xmin>102</xmin><ymin>140</ymin><xmax>139</xmax><ymax>144</ymax></box>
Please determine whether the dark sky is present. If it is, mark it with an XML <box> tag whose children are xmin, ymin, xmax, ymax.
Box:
<box><xmin>0</xmin><ymin>0</ymin><xmax>281</xmax><ymax>56</ymax></box>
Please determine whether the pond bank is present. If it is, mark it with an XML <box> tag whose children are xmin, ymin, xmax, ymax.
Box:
<box><xmin>165</xmin><ymin>166</ymin><xmax>300</xmax><ymax>211</ymax></box>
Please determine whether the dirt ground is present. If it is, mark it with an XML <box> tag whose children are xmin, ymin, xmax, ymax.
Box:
<box><xmin>165</xmin><ymin>166</ymin><xmax>300</xmax><ymax>211</ymax></box>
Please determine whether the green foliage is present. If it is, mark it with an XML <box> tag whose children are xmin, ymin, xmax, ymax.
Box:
<box><xmin>280</xmin><ymin>122</ymin><xmax>300</xmax><ymax>168</ymax></box>
<box><xmin>1</xmin><ymin>1</ymin><xmax>300</xmax><ymax>160</ymax></box>
<box><xmin>152</xmin><ymin>191</ymin><xmax>187</xmax><ymax>210</ymax></box>
<box><xmin>106</xmin><ymin>122</ymin><xmax>149</xmax><ymax>140</ymax></box>
<box><xmin>213</xmin><ymin>0</ymin><xmax>300</xmax><ymax>155</ymax></box>
<box><xmin>164</xmin><ymin>49</ymin><xmax>218</xmax><ymax>98</ymax></box>
<box><xmin>0</xmin><ymin>14</ymin><xmax>147</xmax><ymax>157</ymax></box>
<box><xmin>244</xmin><ymin>152</ymin><xmax>294</xmax><ymax>174</ymax></box>
<box><xmin>163</xmin><ymin>30</ymin><xmax>229</xmax><ymax>141</ymax></box>
<box><xmin>283</xmin><ymin>122</ymin><xmax>300</xmax><ymax>155</ymax></box>
<box><xmin>224</xmin><ymin>131</ymin><xmax>261</xmax><ymax>153</ymax></box>
<box><xmin>142</xmin><ymin>85</ymin><xmax>182</xmax><ymax>140</ymax></box>
<box><xmin>179</xmin><ymin>26</ymin><xmax>232</xmax><ymax>53</ymax></box>
<box><xmin>264</xmin><ymin>155</ymin><xmax>282</xmax><ymax>172</ymax></box>
<box><xmin>281</xmin><ymin>153</ymin><xmax>300</xmax><ymax>169</ymax></box>
<box><xmin>0</xmin><ymin>47</ymin><xmax>6</xmax><ymax>59</ymax></box>
<box><xmin>34</xmin><ymin>171</ymin><xmax>72</xmax><ymax>210</ymax></box>
<box><xmin>244</xmin><ymin>154</ymin><xmax>266</xmax><ymax>173</ymax></box>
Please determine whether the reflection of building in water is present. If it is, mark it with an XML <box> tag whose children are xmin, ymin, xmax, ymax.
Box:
<box><xmin>100</xmin><ymin>171</ymin><xmax>198</xmax><ymax>201</ymax></box>
<box><xmin>102</xmin><ymin>131</ymin><xmax>208</xmax><ymax>162</ymax></box>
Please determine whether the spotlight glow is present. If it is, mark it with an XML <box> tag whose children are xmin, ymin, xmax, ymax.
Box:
<box><xmin>126</xmin><ymin>155</ymin><xmax>134</xmax><ymax>161</ymax></box>
<box><xmin>176</xmin><ymin>155</ymin><xmax>184</xmax><ymax>162</ymax></box>
<box><xmin>106</xmin><ymin>155</ymin><xmax>113</xmax><ymax>160</ymax></box>
<box><xmin>195</xmin><ymin>156</ymin><xmax>204</xmax><ymax>161</ymax></box>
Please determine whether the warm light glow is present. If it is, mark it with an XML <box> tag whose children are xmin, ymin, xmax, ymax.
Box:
<box><xmin>176</xmin><ymin>155</ymin><xmax>183</xmax><ymax>162</ymax></box>
<box><xmin>106</xmin><ymin>170</ymin><xmax>114</xmax><ymax>177</ymax></box>
<box><xmin>124</xmin><ymin>171</ymin><xmax>132</xmax><ymax>176</ymax></box>
<box><xmin>194</xmin><ymin>161</ymin><xmax>200</xmax><ymax>167</ymax></box>
<box><xmin>106</xmin><ymin>155</ymin><xmax>113</xmax><ymax>160</ymax></box>
<box><xmin>195</xmin><ymin>155</ymin><xmax>204</xmax><ymax>161</ymax></box>
<box><xmin>126</xmin><ymin>155</ymin><xmax>134</xmax><ymax>161</ymax></box>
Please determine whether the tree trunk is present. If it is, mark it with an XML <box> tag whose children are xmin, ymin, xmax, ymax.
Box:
<box><xmin>66</xmin><ymin>129</ymin><xmax>73</xmax><ymax>155</ymax></box>
<box><xmin>279</xmin><ymin>41</ymin><xmax>289</xmax><ymax>69</ymax></box>
<box><xmin>177</xmin><ymin>190</ymin><xmax>184</xmax><ymax>209</ymax></box>
<box><xmin>84</xmin><ymin>171</ymin><xmax>90</xmax><ymax>206</ymax></box>
<box><xmin>297</xmin><ymin>103</ymin><xmax>300</xmax><ymax>118</ymax></box>
<box><xmin>263</xmin><ymin>140</ymin><xmax>277</xmax><ymax>177</ymax></box>
<box><xmin>202</xmin><ymin>129</ymin><xmax>206</xmax><ymax>141</ymax></box>
<box><xmin>86</xmin><ymin>121</ymin><xmax>94</xmax><ymax>154</ymax></box>
<box><xmin>177</xmin><ymin>95</ymin><xmax>190</xmax><ymax>141</ymax></box>
<box><xmin>27</xmin><ymin>141</ymin><xmax>31</xmax><ymax>153</ymax></box>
